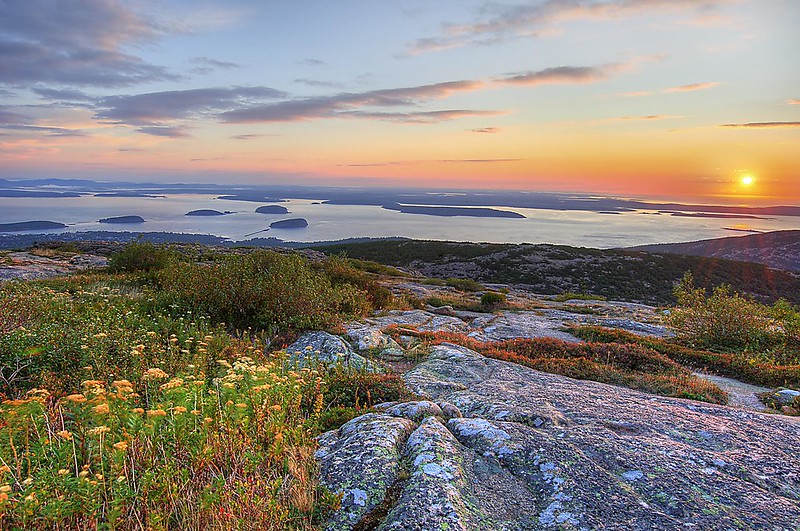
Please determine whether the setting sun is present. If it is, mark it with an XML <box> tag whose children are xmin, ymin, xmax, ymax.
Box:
<box><xmin>742</xmin><ymin>175</ymin><xmax>754</xmax><ymax>186</ymax></box>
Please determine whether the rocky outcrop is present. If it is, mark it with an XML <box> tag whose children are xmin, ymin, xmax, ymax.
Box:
<box><xmin>0</xmin><ymin>251</ymin><xmax>107</xmax><ymax>280</ymax></box>
<box><xmin>317</xmin><ymin>342</ymin><xmax>800</xmax><ymax>529</ymax></box>
<box><xmin>285</xmin><ymin>331</ymin><xmax>379</xmax><ymax>372</ymax></box>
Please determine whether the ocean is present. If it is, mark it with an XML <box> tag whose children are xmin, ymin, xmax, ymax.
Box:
<box><xmin>1</xmin><ymin>193</ymin><xmax>798</xmax><ymax>248</ymax></box>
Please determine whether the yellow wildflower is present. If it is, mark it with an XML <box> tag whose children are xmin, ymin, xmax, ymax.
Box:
<box><xmin>0</xmin><ymin>485</ymin><xmax>11</xmax><ymax>493</ymax></box>
<box><xmin>146</xmin><ymin>409</ymin><xmax>167</xmax><ymax>417</ymax></box>
<box><xmin>57</xmin><ymin>469</ymin><xmax>69</xmax><ymax>476</ymax></box>
<box><xmin>113</xmin><ymin>441</ymin><xmax>129</xmax><ymax>452</ymax></box>
<box><xmin>56</xmin><ymin>430</ymin><xmax>73</xmax><ymax>441</ymax></box>
<box><xmin>142</xmin><ymin>368</ymin><xmax>169</xmax><ymax>380</ymax></box>
<box><xmin>132</xmin><ymin>407</ymin><xmax>145</xmax><ymax>414</ymax></box>
<box><xmin>172</xmin><ymin>406</ymin><xmax>187</xmax><ymax>414</ymax></box>
<box><xmin>92</xmin><ymin>403</ymin><xmax>110</xmax><ymax>415</ymax></box>
<box><xmin>88</xmin><ymin>426</ymin><xmax>110</xmax><ymax>436</ymax></box>
<box><xmin>64</xmin><ymin>394</ymin><xmax>87</xmax><ymax>403</ymax></box>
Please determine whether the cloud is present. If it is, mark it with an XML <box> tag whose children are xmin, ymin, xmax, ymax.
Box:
<box><xmin>221</xmin><ymin>80</ymin><xmax>488</xmax><ymax>123</ymax></box>
<box><xmin>665</xmin><ymin>82</ymin><xmax>719</xmax><ymax>92</ymax></box>
<box><xmin>721</xmin><ymin>122</ymin><xmax>800</xmax><ymax>128</ymax></box>
<box><xmin>0</xmin><ymin>104</ymin><xmax>86</xmax><ymax>136</ymax></box>
<box><xmin>346</xmin><ymin>109</ymin><xmax>503</xmax><ymax>123</ymax></box>
<box><xmin>611</xmin><ymin>115</ymin><xmax>680</xmax><ymax>121</ymax></box>
<box><xmin>469</xmin><ymin>127</ymin><xmax>501</xmax><ymax>133</ymax></box>
<box><xmin>135</xmin><ymin>126</ymin><xmax>192</xmax><ymax>138</ymax></box>
<box><xmin>95</xmin><ymin>86</ymin><xmax>288</xmax><ymax>126</ymax></box>
<box><xmin>408</xmin><ymin>0</ymin><xmax>734</xmax><ymax>53</ymax></box>
<box><xmin>294</xmin><ymin>79</ymin><xmax>344</xmax><ymax>88</ymax></box>
<box><xmin>787</xmin><ymin>99</ymin><xmax>800</xmax><ymax>105</ymax></box>
<box><xmin>299</xmin><ymin>59</ymin><xmax>326</xmax><ymax>66</ymax></box>
<box><xmin>0</xmin><ymin>0</ymin><xmax>175</xmax><ymax>87</ymax></box>
<box><xmin>500</xmin><ymin>63</ymin><xmax>630</xmax><ymax>86</ymax></box>
<box><xmin>189</xmin><ymin>56</ymin><xmax>240</xmax><ymax>75</ymax></box>
<box><xmin>33</xmin><ymin>88</ymin><xmax>96</xmax><ymax>102</ymax></box>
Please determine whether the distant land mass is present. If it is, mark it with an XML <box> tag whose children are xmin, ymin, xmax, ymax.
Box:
<box><xmin>185</xmin><ymin>209</ymin><xmax>232</xmax><ymax>216</ymax></box>
<box><xmin>270</xmin><ymin>218</ymin><xmax>308</xmax><ymax>229</ymax></box>
<box><xmin>217</xmin><ymin>194</ymin><xmax>287</xmax><ymax>203</ymax></box>
<box><xmin>382</xmin><ymin>203</ymin><xmax>525</xmax><ymax>218</ymax></box>
<box><xmin>99</xmin><ymin>215</ymin><xmax>145</xmax><ymax>224</ymax></box>
<box><xmin>629</xmin><ymin>230</ymin><xmax>800</xmax><ymax>272</ymax></box>
<box><xmin>1</xmin><ymin>178</ymin><xmax>799</xmax><ymax>218</ymax></box>
<box><xmin>0</xmin><ymin>220</ymin><xmax>67</xmax><ymax>232</ymax></box>
<box><xmin>0</xmin><ymin>190</ymin><xmax>82</xmax><ymax>198</ymax></box>
<box><xmin>94</xmin><ymin>192</ymin><xmax>165</xmax><ymax>198</ymax></box>
<box><xmin>670</xmin><ymin>212</ymin><xmax>768</xmax><ymax>220</ymax></box>
<box><xmin>256</xmin><ymin>205</ymin><xmax>290</xmax><ymax>214</ymax></box>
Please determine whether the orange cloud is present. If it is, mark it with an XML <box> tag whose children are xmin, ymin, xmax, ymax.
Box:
<box><xmin>665</xmin><ymin>82</ymin><xmax>719</xmax><ymax>93</ymax></box>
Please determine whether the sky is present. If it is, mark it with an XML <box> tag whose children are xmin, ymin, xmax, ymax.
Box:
<box><xmin>0</xmin><ymin>0</ymin><xmax>798</xmax><ymax>203</ymax></box>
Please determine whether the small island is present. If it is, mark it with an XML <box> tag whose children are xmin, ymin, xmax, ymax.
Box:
<box><xmin>270</xmin><ymin>218</ymin><xmax>308</xmax><ymax>229</ymax></box>
<box><xmin>99</xmin><ymin>215</ymin><xmax>145</xmax><ymax>224</ymax></box>
<box><xmin>185</xmin><ymin>209</ymin><xmax>232</xmax><ymax>217</ymax></box>
<box><xmin>0</xmin><ymin>220</ymin><xmax>68</xmax><ymax>232</ymax></box>
<box><xmin>382</xmin><ymin>203</ymin><xmax>525</xmax><ymax>219</ymax></box>
<box><xmin>256</xmin><ymin>205</ymin><xmax>290</xmax><ymax>215</ymax></box>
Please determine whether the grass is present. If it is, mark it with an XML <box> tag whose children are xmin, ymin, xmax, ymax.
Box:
<box><xmin>385</xmin><ymin>327</ymin><xmax>726</xmax><ymax>404</ymax></box>
<box><xmin>569</xmin><ymin>325</ymin><xmax>800</xmax><ymax>389</ymax></box>
<box><xmin>0</xmin><ymin>243</ymin><xmax>406</xmax><ymax>529</ymax></box>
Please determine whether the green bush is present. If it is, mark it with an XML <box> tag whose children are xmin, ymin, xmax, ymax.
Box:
<box><xmin>480</xmin><ymin>291</ymin><xmax>507</xmax><ymax>310</ymax></box>
<box><xmin>154</xmin><ymin>251</ymin><xmax>371</xmax><ymax>335</ymax></box>
<box><xmin>668</xmin><ymin>272</ymin><xmax>779</xmax><ymax>352</ymax></box>
<box><xmin>554</xmin><ymin>292</ymin><xmax>606</xmax><ymax>302</ymax></box>
<box><xmin>445</xmin><ymin>278</ymin><xmax>484</xmax><ymax>292</ymax></box>
<box><xmin>107</xmin><ymin>241</ymin><xmax>176</xmax><ymax>273</ymax></box>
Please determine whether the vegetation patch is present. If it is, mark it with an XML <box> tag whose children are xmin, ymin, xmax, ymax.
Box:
<box><xmin>385</xmin><ymin>327</ymin><xmax>726</xmax><ymax>404</ymax></box>
<box><xmin>0</xmin><ymin>244</ymin><xmax>408</xmax><ymax>528</ymax></box>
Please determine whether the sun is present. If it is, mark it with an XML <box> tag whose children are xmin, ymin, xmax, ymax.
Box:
<box><xmin>741</xmin><ymin>175</ymin><xmax>754</xmax><ymax>186</ymax></box>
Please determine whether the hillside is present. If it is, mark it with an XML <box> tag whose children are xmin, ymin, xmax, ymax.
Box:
<box><xmin>315</xmin><ymin>239</ymin><xmax>800</xmax><ymax>305</ymax></box>
<box><xmin>630</xmin><ymin>230</ymin><xmax>800</xmax><ymax>272</ymax></box>
<box><xmin>2</xmin><ymin>242</ymin><xmax>800</xmax><ymax>529</ymax></box>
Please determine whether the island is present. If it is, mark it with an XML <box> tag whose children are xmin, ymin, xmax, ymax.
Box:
<box><xmin>99</xmin><ymin>215</ymin><xmax>145</xmax><ymax>224</ymax></box>
<box><xmin>185</xmin><ymin>209</ymin><xmax>232</xmax><ymax>216</ymax></box>
<box><xmin>269</xmin><ymin>218</ymin><xmax>308</xmax><ymax>229</ymax></box>
<box><xmin>256</xmin><ymin>205</ymin><xmax>290</xmax><ymax>214</ymax></box>
<box><xmin>382</xmin><ymin>203</ymin><xmax>524</xmax><ymax>219</ymax></box>
<box><xmin>0</xmin><ymin>190</ymin><xmax>82</xmax><ymax>198</ymax></box>
<box><xmin>0</xmin><ymin>220</ymin><xmax>68</xmax><ymax>232</ymax></box>
<box><xmin>670</xmin><ymin>212</ymin><xmax>768</xmax><ymax>220</ymax></box>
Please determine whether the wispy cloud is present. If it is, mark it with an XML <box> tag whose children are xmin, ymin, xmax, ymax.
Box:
<box><xmin>221</xmin><ymin>80</ymin><xmax>489</xmax><ymax>123</ymax></box>
<box><xmin>787</xmin><ymin>99</ymin><xmax>800</xmax><ymax>105</ymax></box>
<box><xmin>189</xmin><ymin>56</ymin><xmax>239</xmax><ymax>75</ymax></box>
<box><xmin>293</xmin><ymin>79</ymin><xmax>344</xmax><ymax>89</ymax></box>
<box><xmin>135</xmin><ymin>126</ymin><xmax>192</xmax><ymax>138</ymax></box>
<box><xmin>611</xmin><ymin>115</ymin><xmax>681</xmax><ymax>121</ymax></box>
<box><xmin>469</xmin><ymin>127</ymin><xmax>501</xmax><ymax>133</ymax></box>
<box><xmin>500</xmin><ymin>63</ymin><xmax>630</xmax><ymax>86</ymax></box>
<box><xmin>95</xmin><ymin>87</ymin><xmax>287</xmax><ymax>128</ymax></box>
<box><xmin>721</xmin><ymin>122</ymin><xmax>800</xmax><ymax>128</ymax></box>
<box><xmin>0</xmin><ymin>0</ymin><xmax>176</xmax><ymax>87</ymax></box>
<box><xmin>0</xmin><ymin>105</ymin><xmax>87</xmax><ymax>136</ymax></box>
<box><xmin>408</xmin><ymin>0</ymin><xmax>734</xmax><ymax>54</ymax></box>
<box><xmin>665</xmin><ymin>82</ymin><xmax>719</xmax><ymax>92</ymax></box>
<box><xmin>611</xmin><ymin>81</ymin><xmax>719</xmax><ymax>98</ymax></box>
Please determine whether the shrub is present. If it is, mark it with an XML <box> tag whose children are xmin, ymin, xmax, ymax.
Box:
<box><xmin>480</xmin><ymin>291</ymin><xmax>507</xmax><ymax>310</ymax></box>
<box><xmin>668</xmin><ymin>272</ymin><xmax>780</xmax><ymax>352</ymax></box>
<box><xmin>445</xmin><ymin>278</ymin><xmax>484</xmax><ymax>292</ymax></box>
<box><xmin>107</xmin><ymin>241</ymin><xmax>176</xmax><ymax>274</ymax></box>
<box><xmin>154</xmin><ymin>251</ymin><xmax>371</xmax><ymax>335</ymax></box>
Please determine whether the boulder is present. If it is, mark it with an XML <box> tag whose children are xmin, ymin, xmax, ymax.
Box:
<box><xmin>773</xmin><ymin>388</ymin><xmax>800</xmax><ymax>406</ymax></box>
<box><xmin>284</xmin><ymin>331</ymin><xmax>378</xmax><ymax>372</ymax></box>
<box><xmin>318</xmin><ymin>342</ymin><xmax>800</xmax><ymax>529</ymax></box>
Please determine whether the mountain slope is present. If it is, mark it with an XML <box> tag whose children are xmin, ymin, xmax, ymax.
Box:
<box><xmin>630</xmin><ymin>230</ymin><xmax>800</xmax><ymax>272</ymax></box>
